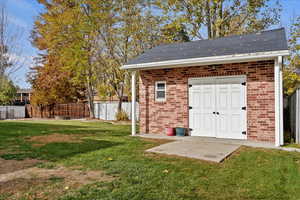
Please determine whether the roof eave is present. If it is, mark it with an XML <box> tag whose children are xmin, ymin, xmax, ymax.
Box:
<box><xmin>122</xmin><ymin>50</ymin><xmax>290</xmax><ymax>70</ymax></box>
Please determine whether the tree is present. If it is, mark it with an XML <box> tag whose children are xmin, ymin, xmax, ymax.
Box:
<box><xmin>31</xmin><ymin>0</ymin><xmax>192</xmax><ymax>118</ymax></box>
<box><xmin>158</xmin><ymin>0</ymin><xmax>281</xmax><ymax>39</ymax></box>
<box><xmin>32</xmin><ymin>0</ymin><xmax>281</xmax><ymax>118</ymax></box>
<box><xmin>0</xmin><ymin>5</ymin><xmax>11</xmax><ymax>76</ymax></box>
<box><xmin>0</xmin><ymin>4</ymin><xmax>22</xmax><ymax>104</ymax></box>
<box><xmin>28</xmin><ymin>63</ymin><xmax>85</xmax><ymax>107</ymax></box>
<box><xmin>161</xmin><ymin>22</ymin><xmax>190</xmax><ymax>42</ymax></box>
<box><xmin>31</xmin><ymin>0</ymin><xmax>88</xmax><ymax>112</ymax></box>
<box><xmin>0</xmin><ymin>4</ymin><xmax>25</xmax><ymax>77</ymax></box>
<box><xmin>283</xmin><ymin>16</ymin><xmax>300</xmax><ymax>96</ymax></box>
<box><xmin>0</xmin><ymin>76</ymin><xmax>17</xmax><ymax>105</ymax></box>
<box><xmin>82</xmin><ymin>0</ymin><xmax>168</xmax><ymax>113</ymax></box>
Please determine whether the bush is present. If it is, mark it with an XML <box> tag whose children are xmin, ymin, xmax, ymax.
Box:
<box><xmin>0</xmin><ymin>76</ymin><xmax>17</xmax><ymax>105</ymax></box>
<box><xmin>115</xmin><ymin>110</ymin><xmax>129</xmax><ymax>121</ymax></box>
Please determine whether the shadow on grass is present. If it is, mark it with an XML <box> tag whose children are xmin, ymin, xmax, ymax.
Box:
<box><xmin>1</xmin><ymin>139</ymin><xmax>122</xmax><ymax>161</ymax></box>
<box><xmin>0</xmin><ymin>120</ymin><xmax>129</xmax><ymax>161</ymax></box>
<box><xmin>0</xmin><ymin>121</ymin><xmax>85</xmax><ymax>137</ymax></box>
<box><xmin>0</xmin><ymin>121</ymin><xmax>130</xmax><ymax>140</ymax></box>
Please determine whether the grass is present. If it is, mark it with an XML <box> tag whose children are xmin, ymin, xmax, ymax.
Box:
<box><xmin>0</xmin><ymin>120</ymin><xmax>123</xmax><ymax>161</ymax></box>
<box><xmin>1</xmin><ymin>120</ymin><xmax>300</xmax><ymax>200</ymax></box>
<box><xmin>284</xmin><ymin>143</ymin><xmax>300</xmax><ymax>149</ymax></box>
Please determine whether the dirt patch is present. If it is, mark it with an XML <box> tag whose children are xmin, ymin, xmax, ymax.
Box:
<box><xmin>0</xmin><ymin>166</ymin><xmax>114</xmax><ymax>184</ymax></box>
<box><xmin>27</xmin><ymin>133</ymin><xmax>82</xmax><ymax>147</ymax></box>
<box><xmin>0</xmin><ymin>158</ymin><xmax>43</xmax><ymax>174</ymax></box>
<box><xmin>0</xmin><ymin>178</ymin><xmax>50</xmax><ymax>199</ymax></box>
<box><xmin>0</xmin><ymin>166</ymin><xmax>115</xmax><ymax>200</ymax></box>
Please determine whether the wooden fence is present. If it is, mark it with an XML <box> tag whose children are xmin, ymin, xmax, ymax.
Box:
<box><xmin>26</xmin><ymin>103</ymin><xmax>90</xmax><ymax>119</ymax></box>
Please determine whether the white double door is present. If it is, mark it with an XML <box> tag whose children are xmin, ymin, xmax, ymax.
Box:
<box><xmin>189</xmin><ymin>76</ymin><xmax>247</xmax><ymax>140</ymax></box>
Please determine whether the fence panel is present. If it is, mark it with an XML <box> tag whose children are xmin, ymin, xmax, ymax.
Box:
<box><xmin>289</xmin><ymin>89</ymin><xmax>300</xmax><ymax>144</ymax></box>
<box><xmin>94</xmin><ymin>102</ymin><xmax>139</xmax><ymax>121</ymax></box>
<box><xmin>0</xmin><ymin>106</ymin><xmax>25</xmax><ymax>119</ymax></box>
<box><xmin>26</xmin><ymin>103</ymin><xmax>90</xmax><ymax>119</ymax></box>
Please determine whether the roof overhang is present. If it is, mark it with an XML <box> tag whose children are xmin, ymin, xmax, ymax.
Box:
<box><xmin>121</xmin><ymin>50</ymin><xmax>290</xmax><ymax>70</ymax></box>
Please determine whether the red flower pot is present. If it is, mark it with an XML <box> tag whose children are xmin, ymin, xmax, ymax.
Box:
<box><xmin>166</xmin><ymin>128</ymin><xmax>175</xmax><ymax>136</ymax></box>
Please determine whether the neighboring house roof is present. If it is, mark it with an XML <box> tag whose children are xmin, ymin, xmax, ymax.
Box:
<box><xmin>17</xmin><ymin>89</ymin><xmax>33</xmax><ymax>94</ymax></box>
<box><xmin>122</xmin><ymin>28</ymin><xmax>289</xmax><ymax>70</ymax></box>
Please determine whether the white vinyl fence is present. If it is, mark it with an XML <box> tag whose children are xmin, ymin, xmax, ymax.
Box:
<box><xmin>0</xmin><ymin>106</ymin><xmax>26</xmax><ymax>119</ymax></box>
<box><xmin>94</xmin><ymin>102</ymin><xmax>139</xmax><ymax>121</ymax></box>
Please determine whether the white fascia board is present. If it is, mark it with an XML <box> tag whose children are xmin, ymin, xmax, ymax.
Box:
<box><xmin>122</xmin><ymin>50</ymin><xmax>290</xmax><ymax>70</ymax></box>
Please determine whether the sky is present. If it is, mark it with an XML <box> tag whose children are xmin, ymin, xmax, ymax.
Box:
<box><xmin>3</xmin><ymin>0</ymin><xmax>300</xmax><ymax>89</ymax></box>
<box><xmin>4</xmin><ymin>0</ymin><xmax>44</xmax><ymax>88</ymax></box>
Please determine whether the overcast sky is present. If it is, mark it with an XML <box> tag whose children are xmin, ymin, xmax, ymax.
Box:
<box><xmin>3</xmin><ymin>0</ymin><xmax>300</xmax><ymax>89</ymax></box>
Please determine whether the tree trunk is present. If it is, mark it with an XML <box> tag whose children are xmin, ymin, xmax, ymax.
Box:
<box><xmin>216</xmin><ymin>0</ymin><xmax>224</xmax><ymax>37</ymax></box>
<box><xmin>86</xmin><ymin>79</ymin><xmax>95</xmax><ymax>119</ymax></box>
<box><xmin>86</xmin><ymin>65</ymin><xmax>95</xmax><ymax>118</ymax></box>
<box><xmin>211</xmin><ymin>1</ymin><xmax>217</xmax><ymax>38</ymax></box>
<box><xmin>39</xmin><ymin>105</ymin><xmax>43</xmax><ymax>118</ymax></box>
<box><xmin>118</xmin><ymin>98</ymin><xmax>122</xmax><ymax>113</ymax></box>
<box><xmin>117</xmin><ymin>85</ymin><xmax>124</xmax><ymax>113</ymax></box>
<box><xmin>206</xmin><ymin>0</ymin><xmax>212</xmax><ymax>39</ymax></box>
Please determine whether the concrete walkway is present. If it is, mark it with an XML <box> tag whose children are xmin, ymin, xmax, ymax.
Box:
<box><xmin>137</xmin><ymin>134</ymin><xmax>300</xmax><ymax>163</ymax></box>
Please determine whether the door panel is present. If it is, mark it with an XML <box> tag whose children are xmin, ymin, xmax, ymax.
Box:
<box><xmin>215</xmin><ymin>77</ymin><xmax>246</xmax><ymax>139</ymax></box>
<box><xmin>189</xmin><ymin>84</ymin><xmax>216</xmax><ymax>137</ymax></box>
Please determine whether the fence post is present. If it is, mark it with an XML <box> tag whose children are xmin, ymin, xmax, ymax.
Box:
<box><xmin>105</xmin><ymin>103</ymin><xmax>107</xmax><ymax>120</ymax></box>
<box><xmin>98</xmin><ymin>103</ymin><xmax>100</xmax><ymax>119</ymax></box>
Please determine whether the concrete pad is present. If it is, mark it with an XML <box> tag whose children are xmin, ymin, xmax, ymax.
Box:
<box><xmin>146</xmin><ymin>140</ymin><xmax>241</xmax><ymax>163</ymax></box>
<box><xmin>138</xmin><ymin>134</ymin><xmax>276</xmax><ymax>149</ymax></box>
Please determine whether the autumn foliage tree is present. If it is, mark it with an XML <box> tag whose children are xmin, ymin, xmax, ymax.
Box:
<box><xmin>283</xmin><ymin>16</ymin><xmax>300</xmax><ymax>95</ymax></box>
<box><xmin>30</xmin><ymin>0</ymin><xmax>284</xmax><ymax>119</ymax></box>
<box><xmin>82</xmin><ymin>0</ymin><xmax>167</xmax><ymax>113</ymax></box>
<box><xmin>28</xmin><ymin>63</ymin><xmax>85</xmax><ymax>106</ymax></box>
<box><xmin>158</xmin><ymin>0</ymin><xmax>281</xmax><ymax>39</ymax></box>
<box><xmin>30</xmin><ymin>0</ymin><xmax>88</xmax><ymax>113</ymax></box>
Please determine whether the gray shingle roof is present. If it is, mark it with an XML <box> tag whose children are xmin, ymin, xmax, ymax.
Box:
<box><xmin>126</xmin><ymin>28</ymin><xmax>288</xmax><ymax>65</ymax></box>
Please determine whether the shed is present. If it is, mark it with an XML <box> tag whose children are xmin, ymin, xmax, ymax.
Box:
<box><xmin>122</xmin><ymin>28</ymin><xmax>289</xmax><ymax>146</ymax></box>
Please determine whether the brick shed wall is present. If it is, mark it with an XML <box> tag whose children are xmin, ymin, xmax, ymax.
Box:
<box><xmin>139</xmin><ymin>60</ymin><xmax>275</xmax><ymax>143</ymax></box>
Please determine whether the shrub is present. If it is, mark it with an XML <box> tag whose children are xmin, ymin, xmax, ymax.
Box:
<box><xmin>115</xmin><ymin>110</ymin><xmax>129</xmax><ymax>121</ymax></box>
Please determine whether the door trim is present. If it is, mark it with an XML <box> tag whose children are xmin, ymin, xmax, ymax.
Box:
<box><xmin>188</xmin><ymin>75</ymin><xmax>247</xmax><ymax>139</ymax></box>
<box><xmin>189</xmin><ymin>75</ymin><xmax>247</xmax><ymax>85</ymax></box>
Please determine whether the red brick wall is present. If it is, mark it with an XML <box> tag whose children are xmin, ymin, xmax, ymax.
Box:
<box><xmin>139</xmin><ymin>60</ymin><xmax>275</xmax><ymax>143</ymax></box>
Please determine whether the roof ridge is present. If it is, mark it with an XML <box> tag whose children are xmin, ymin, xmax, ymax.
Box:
<box><xmin>153</xmin><ymin>28</ymin><xmax>285</xmax><ymax>49</ymax></box>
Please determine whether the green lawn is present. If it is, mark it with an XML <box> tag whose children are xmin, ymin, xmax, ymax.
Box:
<box><xmin>284</xmin><ymin>143</ymin><xmax>300</xmax><ymax>149</ymax></box>
<box><xmin>1</xmin><ymin>120</ymin><xmax>300</xmax><ymax>200</ymax></box>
